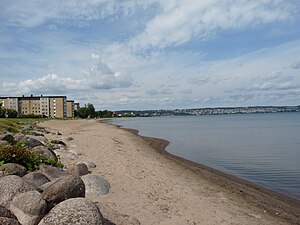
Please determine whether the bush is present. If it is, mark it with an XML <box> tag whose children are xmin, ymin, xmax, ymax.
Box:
<box><xmin>0</xmin><ymin>145</ymin><xmax>64</xmax><ymax>171</ymax></box>
<box><xmin>0</xmin><ymin>108</ymin><xmax>18</xmax><ymax>118</ymax></box>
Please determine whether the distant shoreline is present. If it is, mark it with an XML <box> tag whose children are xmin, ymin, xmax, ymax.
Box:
<box><xmin>102</xmin><ymin>120</ymin><xmax>300</xmax><ymax>224</ymax></box>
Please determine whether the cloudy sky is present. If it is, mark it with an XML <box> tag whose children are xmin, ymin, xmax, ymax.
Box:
<box><xmin>1</xmin><ymin>0</ymin><xmax>300</xmax><ymax>110</ymax></box>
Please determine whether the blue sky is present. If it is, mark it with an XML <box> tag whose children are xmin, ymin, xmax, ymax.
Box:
<box><xmin>1</xmin><ymin>0</ymin><xmax>300</xmax><ymax>110</ymax></box>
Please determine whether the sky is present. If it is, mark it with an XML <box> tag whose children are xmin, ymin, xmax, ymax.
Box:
<box><xmin>0</xmin><ymin>0</ymin><xmax>300</xmax><ymax>110</ymax></box>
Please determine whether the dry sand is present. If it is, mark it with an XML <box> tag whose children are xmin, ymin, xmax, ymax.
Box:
<box><xmin>40</xmin><ymin>119</ymin><xmax>300</xmax><ymax>225</ymax></box>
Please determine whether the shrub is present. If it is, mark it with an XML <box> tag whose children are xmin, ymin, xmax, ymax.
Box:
<box><xmin>0</xmin><ymin>145</ymin><xmax>64</xmax><ymax>171</ymax></box>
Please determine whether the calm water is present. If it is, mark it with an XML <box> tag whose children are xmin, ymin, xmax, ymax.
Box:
<box><xmin>106</xmin><ymin>113</ymin><xmax>300</xmax><ymax>200</ymax></box>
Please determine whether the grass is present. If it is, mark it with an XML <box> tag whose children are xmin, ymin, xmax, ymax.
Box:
<box><xmin>0</xmin><ymin>118</ymin><xmax>49</xmax><ymax>133</ymax></box>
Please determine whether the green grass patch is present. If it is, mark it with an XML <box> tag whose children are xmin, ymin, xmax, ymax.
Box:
<box><xmin>0</xmin><ymin>118</ymin><xmax>49</xmax><ymax>133</ymax></box>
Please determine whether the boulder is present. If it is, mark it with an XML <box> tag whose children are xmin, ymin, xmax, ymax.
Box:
<box><xmin>68</xmin><ymin>163</ymin><xmax>89</xmax><ymax>176</ymax></box>
<box><xmin>0</xmin><ymin>163</ymin><xmax>27</xmax><ymax>177</ymax></box>
<box><xmin>42</xmin><ymin>176</ymin><xmax>85</xmax><ymax>208</ymax></box>
<box><xmin>81</xmin><ymin>174</ymin><xmax>110</xmax><ymax>195</ymax></box>
<box><xmin>23</xmin><ymin>172</ymin><xmax>50</xmax><ymax>187</ymax></box>
<box><xmin>0</xmin><ymin>206</ymin><xmax>17</xmax><ymax>220</ymax></box>
<box><xmin>82</xmin><ymin>161</ymin><xmax>97</xmax><ymax>169</ymax></box>
<box><xmin>10</xmin><ymin>191</ymin><xmax>47</xmax><ymax>225</ymax></box>
<box><xmin>0</xmin><ymin>217</ymin><xmax>21</xmax><ymax>225</ymax></box>
<box><xmin>97</xmin><ymin>203</ymin><xmax>140</xmax><ymax>225</ymax></box>
<box><xmin>50</xmin><ymin>140</ymin><xmax>65</xmax><ymax>146</ymax></box>
<box><xmin>13</xmin><ymin>134</ymin><xmax>25</xmax><ymax>142</ymax></box>
<box><xmin>38</xmin><ymin>165</ymin><xmax>67</xmax><ymax>181</ymax></box>
<box><xmin>39</xmin><ymin>178</ymin><xmax>63</xmax><ymax>191</ymax></box>
<box><xmin>53</xmin><ymin>149</ymin><xmax>77</xmax><ymax>160</ymax></box>
<box><xmin>0</xmin><ymin>134</ymin><xmax>15</xmax><ymax>144</ymax></box>
<box><xmin>0</xmin><ymin>175</ymin><xmax>37</xmax><ymax>207</ymax></box>
<box><xmin>25</xmin><ymin>135</ymin><xmax>47</xmax><ymax>144</ymax></box>
<box><xmin>31</xmin><ymin>146</ymin><xmax>57</xmax><ymax>161</ymax></box>
<box><xmin>62</xmin><ymin>137</ymin><xmax>74</xmax><ymax>142</ymax></box>
<box><xmin>0</xmin><ymin>140</ymin><xmax>9</xmax><ymax>146</ymax></box>
<box><xmin>38</xmin><ymin>198</ymin><xmax>103</xmax><ymax>225</ymax></box>
<box><xmin>19</xmin><ymin>136</ymin><xmax>44</xmax><ymax>149</ymax></box>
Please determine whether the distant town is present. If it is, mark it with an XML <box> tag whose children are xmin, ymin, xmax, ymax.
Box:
<box><xmin>116</xmin><ymin>106</ymin><xmax>300</xmax><ymax>117</ymax></box>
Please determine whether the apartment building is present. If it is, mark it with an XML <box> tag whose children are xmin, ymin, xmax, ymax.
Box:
<box><xmin>66</xmin><ymin>100</ymin><xmax>74</xmax><ymax>118</ymax></box>
<box><xmin>0</xmin><ymin>95</ymin><xmax>73</xmax><ymax>118</ymax></box>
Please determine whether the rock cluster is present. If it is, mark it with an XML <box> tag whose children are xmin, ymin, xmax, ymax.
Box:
<box><xmin>0</xmin><ymin>123</ymin><xmax>140</xmax><ymax>225</ymax></box>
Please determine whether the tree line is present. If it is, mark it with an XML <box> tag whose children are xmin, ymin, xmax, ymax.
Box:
<box><xmin>75</xmin><ymin>103</ymin><xmax>114</xmax><ymax>119</ymax></box>
<box><xmin>0</xmin><ymin>103</ymin><xmax>113</xmax><ymax>119</ymax></box>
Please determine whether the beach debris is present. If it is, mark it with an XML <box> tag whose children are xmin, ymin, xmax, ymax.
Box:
<box><xmin>23</xmin><ymin>172</ymin><xmax>50</xmax><ymax>188</ymax></box>
<box><xmin>10</xmin><ymin>191</ymin><xmax>47</xmax><ymax>225</ymax></box>
<box><xmin>68</xmin><ymin>163</ymin><xmax>89</xmax><ymax>176</ymax></box>
<box><xmin>41</xmin><ymin>175</ymin><xmax>85</xmax><ymax>208</ymax></box>
<box><xmin>0</xmin><ymin>175</ymin><xmax>37</xmax><ymax>207</ymax></box>
<box><xmin>38</xmin><ymin>198</ymin><xmax>103</xmax><ymax>225</ymax></box>
<box><xmin>81</xmin><ymin>174</ymin><xmax>110</xmax><ymax>195</ymax></box>
<box><xmin>0</xmin><ymin>163</ymin><xmax>27</xmax><ymax>177</ymax></box>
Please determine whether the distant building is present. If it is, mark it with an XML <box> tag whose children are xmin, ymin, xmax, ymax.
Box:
<box><xmin>0</xmin><ymin>95</ymin><xmax>79</xmax><ymax>118</ymax></box>
<box><xmin>66</xmin><ymin>100</ymin><xmax>74</xmax><ymax>118</ymax></box>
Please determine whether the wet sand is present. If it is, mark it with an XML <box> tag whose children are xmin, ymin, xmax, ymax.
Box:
<box><xmin>40</xmin><ymin>119</ymin><xmax>300</xmax><ymax>225</ymax></box>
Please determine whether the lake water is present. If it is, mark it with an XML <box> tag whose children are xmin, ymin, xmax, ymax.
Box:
<box><xmin>106</xmin><ymin>113</ymin><xmax>300</xmax><ymax>200</ymax></box>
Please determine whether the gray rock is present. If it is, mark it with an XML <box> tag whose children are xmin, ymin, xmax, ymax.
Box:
<box><xmin>0</xmin><ymin>217</ymin><xmax>21</xmax><ymax>225</ymax></box>
<box><xmin>53</xmin><ymin>149</ymin><xmax>77</xmax><ymax>160</ymax></box>
<box><xmin>23</xmin><ymin>172</ymin><xmax>50</xmax><ymax>187</ymax></box>
<box><xmin>38</xmin><ymin>198</ymin><xmax>103</xmax><ymax>225</ymax></box>
<box><xmin>19</xmin><ymin>136</ymin><xmax>44</xmax><ymax>149</ymax></box>
<box><xmin>0</xmin><ymin>140</ymin><xmax>9</xmax><ymax>146</ymax></box>
<box><xmin>38</xmin><ymin>164</ymin><xmax>67</xmax><ymax>181</ymax></box>
<box><xmin>31</xmin><ymin>146</ymin><xmax>57</xmax><ymax>161</ymax></box>
<box><xmin>0</xmin><ymin>134</ymin><xmax>15</xmax><ymax>144</ymax></box>
<box><xmin>81</xmin><ymin>174</ymin><xmax>110</xmax><ymax>195</ymax></box>
<box><xmin>97</xmin><ymin>203</ymin><xmax>140</xmax><ymax>225</ymax></box>
<box><xmin>13</xmin><ymin>134</ymin><xmax>25</xmax><ymax>142</ymax></box>
<box><xmin>62</xmin><ymin>137</ymin><xmax>74</xmax><ymax>142</ymax></box>
<box><xmin>10</xmin><ymin>191</ymin><xmax>47</xmax><ymax>225</ymax></box>
<box><xmin>68</xmin><ymin>163</ymin><xmax>89</xmax><ymax>176</ymax></box>
<box><xmin>0</xmin><ymin>163</ymin><xmax>27</xmax><ymax>177</ymax></box>
<box><xmin>0</xmin><ymin>175</ymin><xmax>37</xmax><ymax>207</ymax></box>
<box><xmin>39</xmin><ymin>178</ymin><xmax>62</xmax><ymax>191</ymax></box>
<box><xmin>50</xmin><ymin>140</ymin><xmax>65</xmax><ymax>146</ymax></box>
<box><xmin>42</xmin><ymin>176</ymin><xmax>85</xmax><ymax>208</ymax></box>
<box><xmin>82</xmin><ymin>161</ymin><xmax>96</xmax><ymax>169</ymax></box>
<box><xmin>0</xmin><ymin>206</ymin><xmax>17</xmax><ymax>220</ymax></box>
<box><xmin>25</xmin><ymin>135</ymin><xmax>47</xmax><ymax>144</ymax></box>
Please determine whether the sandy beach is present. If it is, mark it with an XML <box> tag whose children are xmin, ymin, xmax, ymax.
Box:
<box><xmin>40</xmin><ymin>119</ymin><xmax>300</xmax><ymax>225</ymax></box>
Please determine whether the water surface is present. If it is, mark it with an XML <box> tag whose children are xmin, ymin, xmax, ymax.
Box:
<box><xmin>106</xmin><ymin>113</ymin><xmax>300</xmax><ymax>200</ymax></box>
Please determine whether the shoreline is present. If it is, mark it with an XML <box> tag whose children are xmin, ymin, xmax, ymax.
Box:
<box><xmin>105</xmin><ymin>121</ymin><xmax>300</xmax><ymax>224</ymax></box>
<box><xmin>41</xmin><ymin>119</ymin><xmax>300</xmax><ymax>224</ymax></box>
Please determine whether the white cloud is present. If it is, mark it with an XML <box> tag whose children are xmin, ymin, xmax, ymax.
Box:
<box><xmin>83</xmin><ymin>58</ymin><xmax>133</xmax><ymax>89</ymax></box>
<box><xmin>130</xmin><ymin>0</ymin><xmax>296</xmax><ymax>50</ymax></box>
<box><xmin>0</xmin><ymin>0</ymin><xmax>155</xmax><ymax>28</ymax></box>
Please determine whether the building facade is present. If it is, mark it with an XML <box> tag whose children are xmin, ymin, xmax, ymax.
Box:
<box><xmin>0</xmin><ymin>95</ymin><xmax>75</xmax><ymax>118</ymax></box>
<box><xmin>66</xmin><ymin>100</ymin><xmax>74</xmax><ymax>118</ymax></box>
